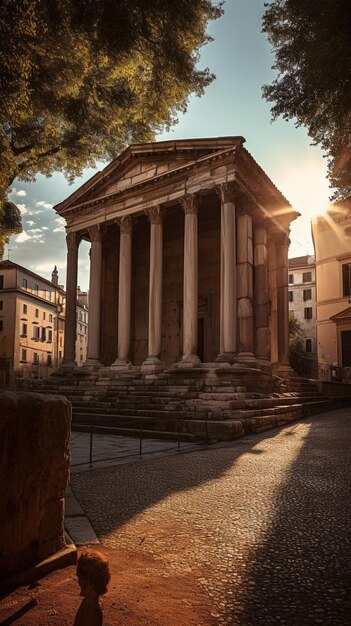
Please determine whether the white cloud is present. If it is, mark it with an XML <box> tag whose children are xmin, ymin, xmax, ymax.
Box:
<box><xmin>11</xmin><ymin>189</ymin><xmax>27</xmax><ymax>197</ymax></box>
<box><xmin>55</xmin><ymin>216</ymin><xmax>66</xmax><ymax>226</ymax></box>
<box><xmin>36</xmin><ymin>200</ymin><xmax>53</xmax><ymax>209</ymax></box>
<box><xmin>28</xmin><ymin>228</ymin><xmax>42</xmax><ymax>234</ymax></box>
<box><xmin>26</xmin><ymin>220</ymin><xmax>35</xmax><ymax>226</ymax></box>
<box><xmin>53</xmin><ymin>226</ymin><xmax>65</xmax><ymax>233</ymax></box>
<box><xmin>15</xmin><ymin>231</ymin><xmax>31</xmax><ymax>243</ymax></box>
<box><xmin>42</xmin><ymin>226</ymin><xmax>49</xmax><ymax>230</ymax></box>
<box><xmin>17</xmin><ymin>203</ymin><xmax>28</xmax><ymax>215</ymax></box>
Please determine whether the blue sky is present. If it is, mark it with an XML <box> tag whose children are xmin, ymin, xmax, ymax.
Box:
<box><xmin>5</xmin><ymin>0</ymin><xmax>332</xmax><ymax>290</ymax></box>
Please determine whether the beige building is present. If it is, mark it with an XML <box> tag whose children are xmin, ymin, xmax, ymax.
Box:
<box><xmin>0</xmin><ymin>261</ymin><xmax>65</xmax><ymax>384</ymax></box>
<box><xmin>0</xmin><ymin>261</ymin><xmax>89</xmax><ymax>383</ymax></box>
<box><xmin>56</xmin><ymin>137</ymin><xmax>298</xmax><ymax>378</ymax></box>
<box><xmin>312</xmin><ymin>202</ymin><xmax>351</xmax><ymax>374</ymax></box>
<box><xmin>288</xmin><ymin>255</ymin><xmax>316</xmax><ymax>357</ymax></box>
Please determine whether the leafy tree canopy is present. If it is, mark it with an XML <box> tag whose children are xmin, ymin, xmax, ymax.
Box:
<box><xmin>262</xmin><ymin>0</ymin><xmax>351</xmax><ymax>200</ymax></box>
<box><xmin>288</xmin><ymin>311</ymin><xmax>305</xmax><ymax>360</ymax></box>
<box><xmin>0</xmin><ymin>0</ymin><xmax>222</xmax><ymax>256</ymax></box>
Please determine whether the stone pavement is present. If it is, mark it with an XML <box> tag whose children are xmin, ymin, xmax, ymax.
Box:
<box><xmin>69</xmin><ymin>408</ymin><xmax>351</xmax><ymax>625</ymax></box>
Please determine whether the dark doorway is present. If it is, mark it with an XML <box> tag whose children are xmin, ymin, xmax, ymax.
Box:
<box><xmin>341</xmin><ymin>331</ymin><xmax>351</xmax><ymax>366</ymax></box>
<box><xmin>198</xmin><ymin>317</ymin><xmax>205</xmax><ymax>362</ymax></box>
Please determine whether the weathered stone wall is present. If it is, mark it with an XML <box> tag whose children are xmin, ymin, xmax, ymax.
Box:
<box><xmin>0</xmin><ymin>392</ymin><xmax>71</xmax><ymax>581</ymax></box>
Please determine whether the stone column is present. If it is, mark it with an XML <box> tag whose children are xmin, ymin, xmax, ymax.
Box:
<box><xmin>113</xmin><ymin>216</ymin><xmax>133</xmax><ymax>368</ymax></box>
<box><xmin>62</xmin><ymin>231</ymin><xmax>80</xmax><ymax>367</ymax></box>
<box><xmin>216</xmin><ymin>183</ymin><xmax>237</xmax><ymax>364</ymax></box>
<box><xmin>268</xmin><ymin>235</ymin><xmax>278</xmax><ymax>364</ymax></box>
<box><xmin>141</xmin><ymin>206</ymin><xmax>165</xmax><ymax>373</ymax></box>
<box><xmin>181</xmin><ymin>195</ymin><xmax>200</xmax><ymax>366</ymax></box>
<box><xmin>237</xmin><ymin>205</ymin><xmax>255</xmax><ymax>365</ymax></box>
<box><xmin>254</xmin><ymin>221</ymin><xmax>271</xmax><ymax>368</ymax></box>
<box><xmin>86</xmin><ymin>224</ymin><xmax>103</xmax><ymax>366</ymax></box>
<box><xmin>276</xmin><ymin>231</ymin><xmax>290</xmax><ymax>372</ymax></box>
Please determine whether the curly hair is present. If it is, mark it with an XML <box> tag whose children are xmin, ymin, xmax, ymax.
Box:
<box><xmin>77</xmin><ymin>549</ymin><xmax>111</xmax><ymax>596</ymax></box>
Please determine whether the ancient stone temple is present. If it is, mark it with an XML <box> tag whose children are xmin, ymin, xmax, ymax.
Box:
<box><xmin>50</xmin><ymin>137</ymin><xmax>303</xmax><ymax>439</ymax></box>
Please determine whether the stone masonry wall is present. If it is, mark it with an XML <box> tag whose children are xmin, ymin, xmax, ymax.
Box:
<box><xmin>0</xmin><ymin>392</ymin><xmax>71</xmax><ymax>581</ymax></box>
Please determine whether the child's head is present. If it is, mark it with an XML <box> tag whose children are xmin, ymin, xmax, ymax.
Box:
<box><xmin>76</xmin><ymin>549</ymin><xmax>110</xmax><ymax>597</ymax></box>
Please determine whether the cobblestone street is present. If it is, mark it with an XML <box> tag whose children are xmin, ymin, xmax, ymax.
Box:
<box><xmin>71</xmin><ymin>408</ymin><xmax>351</xmax><ymax>626</ymax></box>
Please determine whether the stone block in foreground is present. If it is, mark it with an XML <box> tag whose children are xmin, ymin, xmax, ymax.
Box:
<box><xmin>0</xmin><ymin>392</ymin><xmax>71</xmax><ymax>581</ymax></box>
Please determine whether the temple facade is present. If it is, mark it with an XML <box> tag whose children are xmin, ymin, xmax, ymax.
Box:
<box><xmin>56</xmin><ymin>137</ymin><xmax>298</xmax><ymax>379</ymax></box>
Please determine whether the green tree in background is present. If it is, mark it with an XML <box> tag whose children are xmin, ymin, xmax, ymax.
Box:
<box><xmin>263</xmin><ymin>0</ymin><xmax>351</xmax><ymax>200</ymax></box>
<box><xmin>288</xmin><ymin>311</ymin><xmax>306</xmax><ymax>362</ymax></box>
<box><xmin>0</xmin><ymin>0</ymin><xmax>222</xmax><ymax>258</ymax></box>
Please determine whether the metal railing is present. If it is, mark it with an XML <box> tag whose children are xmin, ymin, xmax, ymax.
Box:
<box><xmin>70</xmin><ymin>417</ymin><xmax>210</xmax><ymax>468</ymax></box>
<box><xmin>290</xmin><ymin>354</ymin><xmax>333</xmax><ymax>381</ymax></box>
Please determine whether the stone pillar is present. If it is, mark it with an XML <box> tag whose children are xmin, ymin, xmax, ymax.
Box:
<box><xmin>113</xmin><ymin>216</ymin><xmax>133</xmax><ymax>368</ymax></box>
<box><xmin>237</xmin><ymin>206</ymin><xmax>255</xmax><ymax>365</ymax></box>
<box><xmin>86</xmin><ymin>225</ymin><xmax>103</xmax><ymax>366</ymax></box>
<box><xmin>268</xmin><ymin>235</ymin><xmax>278</xmax><ymax>364</ymax></box>
<box><xmin>141</xmin><ymin>206</ymin><xmax>165</xmax><ymax>373</ymax></box>
<box><xmin>276</xmin><ymin>231</ymin><xmax>290</xmax><ymax>372</ymax></box>
<box><xmin>216</xmin><ymin>182</ymin><xmax>237</xmax><ymax>364</ymax></box>
<box><xmin>62</xmin><ymin>231</ymin><xmax>80</xmax><ymax>367</ymax></box>
<box><xmin>254</xmin><ymin>222</ymin><xmax>271</xmax><ymax>368</ymax></box>
<box><xmin>181</xmin><ymin>195</ymin><xmax>200</xmax><ymax>366</ymax></box>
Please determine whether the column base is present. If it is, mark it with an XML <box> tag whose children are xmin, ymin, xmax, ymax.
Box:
<box><xmin>215</xmin><ymin>352</ymin><xmax>237</xmax><ymax>365</ymax></box>
<box><xmin>179</xmin><ymin>354</ymin><xmax>201</xmax><ymax>368</ymax></box>
<box><xmin>140</xmin><ymin>356</ymin><xmax>165</xmax><ymax>374</ymax></box>
<box><xmin>55</xmin><ymin>360</ymin><xmax>78</xmax><ymax>375</ymax></box>
<box><xmin>111</xmin><ymin>358</ymin><xmax>132</xmax><ymax>371</ymax></box>
<box><xmin>255</xmin><ymin>358</ymin><xmax>272</xmax><ymax>373</ymax></box>
<box><xmin>274</xmin><ymin>362</ymin><xmax>294</xmax><ymax>378</ymax></box>
<box><xmin>236</xmin><ymin>353</ymin><xmax>257</xmax><ymax>368</ymax></box>
<box><xmin>81</xmin><ymin>359</ymin><xmax>103</xmax><ymax>373</ymax></box>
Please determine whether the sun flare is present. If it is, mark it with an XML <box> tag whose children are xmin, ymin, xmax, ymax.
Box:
<box><xmin>279</xmin><ymin>165</ymin><xmax>332</xmax><ymax>219</ymax></box>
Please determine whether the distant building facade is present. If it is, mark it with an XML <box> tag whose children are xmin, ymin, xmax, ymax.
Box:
<box><xmin>0</xmin><ymin>261</ymin><xmax>88</xmax><ymax>384</ymax></box>
<box><xmin>312</xmin><ymin>202</ymin><xmax>351</xmax><ymax>373</ymax></box>
<box><xmin>288</xmin><ymin>255</ymin><xmax>316</xmax><ymax>357</ymax></box>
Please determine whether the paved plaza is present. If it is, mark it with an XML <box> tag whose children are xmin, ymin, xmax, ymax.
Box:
<box><xmin>70</xmin><ymin>408</ymin><xmax>351</xmax><ymax>626</ymax></box>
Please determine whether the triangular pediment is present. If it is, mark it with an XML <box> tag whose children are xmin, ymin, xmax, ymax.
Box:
<box><xmin>55</xmin><ymin>137</ymin><xmax>245</xmax><ymax>213</ymax></box>
<box><xmin>330</xmin><ymin>306</ymin><xmax>351</xmax><ymax>322</ymax></box>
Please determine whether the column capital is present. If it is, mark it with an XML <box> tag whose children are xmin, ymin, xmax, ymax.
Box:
<box><xmin>254</xmin><ymin>217</ymin><xmax>269</xmax><ymax>231</ymax></box>
<box><xmin>180</xmin><ymin>194</ymin><xmax>199</xmax><ymax>215</ymax></box>
<box><xmin>66</xmin><ymin>231</ymin><xmax>80</xmax><ymax>251</ymax></box>
<box><xmin>275</xmin><ymin>231</ymin><xmax>290</xmax><ymax>247</ymax></box>
<box><xmin>145</xmin><ymin>205</ymin><xmax>166</xmax><ymax>224</ymax></box>
<box><xmin>216</xmin><ymin>181</ymin><xmax>236</xmax><ymax>204</ymax></box>
<box><xmin>88</xmin><ymin>224</ymin><xmax>103</xmax><ymax>243</ymax></box>
<box><xmin>118</xmin><ymin>215</ymin><xmax>133</xmax><ymax>235</ymax></box>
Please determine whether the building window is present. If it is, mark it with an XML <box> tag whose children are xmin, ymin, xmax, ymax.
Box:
<box><xmin>0</xmin><ymin>320</ymin><xmax>3</xmax><ymax>331</ymax></box>
<box><xmin>21</xmin><ymin>349</ymin><xmax>27</xmax><ymax>362</ymax></box>
<box><xmin>304</xmin><ymin>307</ymin><xmax>313</xmax><ymax>320</ymax></box>
<box><xmin>43</xmin><ymin>312</ymin><xmax>46</xmax><ymax>320</ymax></box>
<box><xmin>305</xmin><ymin>338</ymin><xmax>313</xmax><ymax>353</ymax></box>
<box><xmin>34</xmin><ymin>284</ymin><xmax>39</xmax><ymax>294</ymax></box>
<box><xmin>303</xmin><ymin>289</ymin><xmax>312</xmax><ymax>301</ymax></box>
<box><xmin>342</xmin><ymin>263</ymin><xmax>351</xmax><ymax>296</ymax></box>
<box><xmin>33</xmin><ymin>352</ymin><xmax>39</xmax><ymax>364</ymax></box>
<box><xmin>22</xmin><ymin>278</ymin><xmax>27</xmax><ymax>288</ymax></box>
<box><xmin>288</xmin><ymin>291</ymin><xmax>293</xmax><ymax>302</ymax></box>
<box><xmin>0</xmin><ymin>275</ymin><xmax>4</xmax><ymax>289</ymax></box>
<box><xmin>23</xmin><ymin>304</ymin><xmax>27</xmax><ymax>314</ymax></box>
<box><xmin>41</xmin><ymin>327</ymin><xmax>46</xmax><ymax>341</ymax></box>
<box><xmin>288</xmin><ymin>274</ymin><xmax>294</xmax><ymax>284</ymax></box>
<box><xmin>0</xmin><ymin>300</ymin><xmax>2</xmax><ymax>310</ymax></box>
<box><xmin>302</xmin><ymin>271</ymin><xmax>312</xmax><ymax>283</ymax></box>
<box><xmin>48</xmin><ymin>329</ymin><xmax>53</xmax><ymax>342</ymax></box>
<box><xmin>21</xmin><ymin>323</ymin><xmax>27</xmax><ymax>336</ymax></box>
<box><xmin>49</xmin><ymin>314</ymin><xmax>53</xmax><ymax>322</ymax></box>
<box><xmin>35</xmin><ymin>308</ymin><xmax>39</xmax><ymax>318</ymax></box>
<box><xmin>47</xmin><ymin>354</ymin><xmax>52</xmax><ymax>367</ymax></box>
<box><xmin>33</xmin><ymin>325</ymin><xmax>40</xmax><ymax>340</ymax></box>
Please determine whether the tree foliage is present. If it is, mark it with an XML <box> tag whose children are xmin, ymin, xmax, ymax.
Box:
<box><xmin>262</xmin><ymin>0</ymin><xmax>351</xmax><ymax>200</ymax></box>
<box><xmin>0</xmin><ymin>0</ymin><xmax>222</xmax><ymax>255</ymax></box>
<box><xmin>288</xmin><ymin>311</ymin><xmax>305</xmax><ymax>360</ymax></box>
<box><xmin>0</xmin><ymin>201</ymin><xmax>22</xmax><ymax>261</ymax></box>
